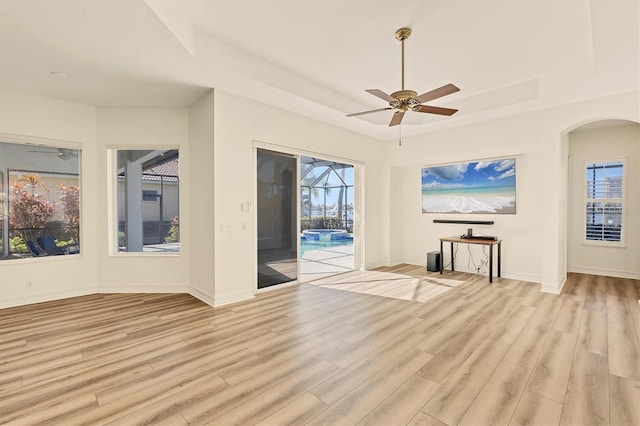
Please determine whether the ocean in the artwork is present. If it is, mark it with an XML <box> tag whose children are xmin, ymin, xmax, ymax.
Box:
<box><xmin>422</xmin><ymin>185</ymin><xmax>516</xmax><ymax>214</ymax></box>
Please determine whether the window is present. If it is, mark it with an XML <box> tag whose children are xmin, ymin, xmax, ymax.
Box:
<box><xmin>115</xmin><ymin>149</ymin><xmax>179</xmax><ymax>253</ymax></box>
<box><xmin>0</xmin><ymin>141</ymin><xmax>81</xmax><ymax>260</ymax></box>
<box><xmin>585</xmin><ymin>160</ymin><xmax>624</xmax><ymax>244</ymax></box>
<box><xmin>0</xmin><ymin>171</ymin><xmax>3</xmax><ymax>259</ymax></box>
<box><xmin>143</xmin><ymin>190</ymin><xmax>159</xmax><ymax>202</ymax></box>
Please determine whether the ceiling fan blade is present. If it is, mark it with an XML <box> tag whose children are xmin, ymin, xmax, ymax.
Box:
<box><xmin>389</xmin><ymin>110</ymin><xmax>405</xmax><ymax>126</ymax></box>
<box><xmin>366</xmin><ymin>89</ymin><xmax>397</xmax><ymax>103</ymax></box>
<box><xmin>414</xmin><ymin>105</ymin><xmax>458</xmax><ymax>116</ymax></box>
<box><xmin>414</xmin><ymin>83</ymin><xmax>460</xmax><ymax>104</ymax></box>
<box><xmin>346</xmin><ymin>107</ymin><xmax>393</xmax><ymax>117</ymax></box>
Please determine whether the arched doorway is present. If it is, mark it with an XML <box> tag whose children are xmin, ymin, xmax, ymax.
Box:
<box><xmin>565</xmin><ymin>119</ymin><xmax>639</xmax><ymax>279</ymax></box>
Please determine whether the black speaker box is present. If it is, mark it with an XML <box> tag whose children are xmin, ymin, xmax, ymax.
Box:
<box><xmin>427</xmin><ymin>251</ymin><xmax>441</xmax><ymax>272</ymax></box>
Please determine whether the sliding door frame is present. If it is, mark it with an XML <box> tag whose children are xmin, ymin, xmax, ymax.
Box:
<box><xmin>252</xmin><ymin>140</ymin><xmax>364</xmax><ymax>294</ymax></box>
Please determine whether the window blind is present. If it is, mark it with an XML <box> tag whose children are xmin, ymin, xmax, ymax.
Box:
<box><xmin>585</xmin><ymin>162</ymin><xmax>623</xmax><ymax>242</ymax></box>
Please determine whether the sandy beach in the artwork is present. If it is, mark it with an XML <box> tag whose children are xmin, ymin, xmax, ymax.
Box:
<box><xmin>422</xmin><ymin>186</ymin><xmax>516</xmax><ymax>214</ymax></box>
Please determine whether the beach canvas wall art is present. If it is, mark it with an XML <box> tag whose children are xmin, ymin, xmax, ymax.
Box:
<box><xmin>421</xmin><ymin>158</ymin><xmax>516</xmax><ymax>214</ymax></box>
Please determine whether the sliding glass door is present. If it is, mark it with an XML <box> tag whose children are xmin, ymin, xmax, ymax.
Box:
<box><xmin>256</xmin><ymin>149</ymin><xmax>298</xmax><ymax>289</ymax></box>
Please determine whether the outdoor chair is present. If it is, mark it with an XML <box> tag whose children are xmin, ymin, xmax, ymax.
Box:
<box><xmin>37</xmin><ymin>235</ymin><xmax>66</xmax><ymax>256</ymax></box>
<box><xmin>26</xmin><ymin>240</ymin><xmax>45</xmax><ymax>257</ymax></box>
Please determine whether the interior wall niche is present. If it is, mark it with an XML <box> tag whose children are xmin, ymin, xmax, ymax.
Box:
<box><xmin>0</xmin><ymin>140</ymin><xmax>81</xmax><ymax>260</ymax></box>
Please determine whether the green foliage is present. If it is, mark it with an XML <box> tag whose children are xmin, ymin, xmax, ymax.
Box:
<box><xmin>118</xmin><ymin>231</ymin><xmax>127</xmax><ymax>248</ymax></box>
<box><xmin>9</xmin><ymin>236</ymin><xmax>27</xmax><ymax>254</ymax></box>
<box><xmin>324</xmin><ymin>217</ymin><xmax>342</xmax><ymax>229</ymax></box>
<box><xmin>9</xmin><ymin>175</ymin><xmax>56</xmax><ymax>245</ymax></box>
<box><xmin>55</xmin><ymin>239</ymin><xmax>75</xmax><ymax>249</ymax></box>
<box><xmin>300</xmin><ymin>215</ymin><xmax>353</xmax><ymax>233</ymax></box>
<box><xmin>8</xmin><ymin>235</ymin><xmax>73</xmax><ymax>255</ymax></box>
<box><xmin>57</xmin><ymin>184</ymin><xmax>80</xmax><ymax>245</ymax></box>
<box><xmin>164</xmin><ymin>216</ymin><xmax>180</xmax><ymax>243</ymax></box>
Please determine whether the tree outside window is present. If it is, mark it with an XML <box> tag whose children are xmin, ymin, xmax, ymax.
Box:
<box><xmin>9</xmin><ymin>175</ymin><xmax>56</xmax><ymax>248</ymax></box>
<box><xmin>8</xmin><ymin>174</ymin><xmax>80</xmax><ymax>255</ymax></box>
<box><xmin>1</xmin><ymin>140</ymin><xmax>81</xmax><ymax>260</ymax></box>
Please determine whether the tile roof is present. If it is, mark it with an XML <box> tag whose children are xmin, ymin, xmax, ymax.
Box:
<box><xmin>143</xmin><ymin>159</ymin><xmax>179</xmax><ymax>182</ymax></box>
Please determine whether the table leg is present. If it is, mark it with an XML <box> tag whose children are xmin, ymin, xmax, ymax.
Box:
<box><xmin>489</xmin><ymin>243</ymin><xmax>494</xmax><ymax>284</ymax></box>
<box><xmin>497</xmin><ymin>241</ymin><xmax>501</xmax><ymax>277</ymax></box>
<box><xmin>450</xmin><ymin>242</ymin><xmax>455</xmax><ymax>271</ymax></box>
<box><xmin>439</xmin><ymin>240</ymin><xmax>443</xmax><ymax>275</ymax></box>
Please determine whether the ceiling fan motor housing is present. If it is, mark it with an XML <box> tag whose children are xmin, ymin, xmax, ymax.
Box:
<box><xmin>390</xmin><ymin>90</ymin><xmax>417</xmax><ymax>101</ymax></box>
<box><xmin>390</xmin><ymin>89</ymin><xmax>418</xmax><ymax>110</ymax></box>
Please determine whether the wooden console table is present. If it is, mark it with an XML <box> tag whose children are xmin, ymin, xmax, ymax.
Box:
<box><xmin>439</xmin><ymin>236</ymin><xmax>502</xmax><ymax>283</ymax></box>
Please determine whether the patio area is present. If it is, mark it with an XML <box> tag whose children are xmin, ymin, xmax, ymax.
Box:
<box><xmin>142</xmin><ymin>242</ymin><xmax>180</xmax><ymax>253</ymax></box>
<box><xmin>300</xmin><ymin>242</ymin><xmax>354</xmax><ymax>282</ymax></box>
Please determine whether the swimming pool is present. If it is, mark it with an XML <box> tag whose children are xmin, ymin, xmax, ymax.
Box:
<box><xmin>299</xmin><ymin>236</ymin><xmax>353</xmax><ymax>256</ymax></box>
<box><xmin>302</xmin><ymin>229</ymin><xmax>349</xmax><ymax>241</ymax></box>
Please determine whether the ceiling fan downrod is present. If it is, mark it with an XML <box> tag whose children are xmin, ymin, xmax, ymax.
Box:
<box><xmin>395</xmin><ymin>28</ymin><xmax>411</xmax><ymax>91</ymax></box>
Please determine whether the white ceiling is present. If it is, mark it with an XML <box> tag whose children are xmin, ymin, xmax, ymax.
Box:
<box><xmin>0</xmin><ymin>0</ymin><xmax>637</xmax><ymax>141</ymax></box>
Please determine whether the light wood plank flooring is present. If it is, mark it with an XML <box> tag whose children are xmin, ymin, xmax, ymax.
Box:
<box><xmin>0</xmin><ymin>266</ymin><xmax>638</xmax><ymax>425</ymax></box>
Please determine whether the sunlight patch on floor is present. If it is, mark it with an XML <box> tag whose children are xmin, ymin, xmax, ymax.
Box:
<box><xmin>307</xmin><ymin>270</ymin><xmax>454</xmax><ymax>303</ymax></box>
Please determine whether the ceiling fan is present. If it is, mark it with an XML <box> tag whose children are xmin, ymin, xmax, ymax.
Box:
<box><xmin>347</xmin><ymin>27</ymin><xmax>460</xmax><ymax>127</ymax></box>
<box><xmin>28</xmin><ymin>147</ymin><xmax>78</xmax><ymax>160</ymax></box>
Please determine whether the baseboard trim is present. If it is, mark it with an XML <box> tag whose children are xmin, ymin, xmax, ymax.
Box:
<box><xmin>1</xmin><ymin>284</ymin><xmax>250</xmax><ymax>310</ymax></box>
<box><xmin>364</xmin><ymin>259</ymin><xmax>389</xmax><ymax>270</ymax></box>
<box><xmin>403</xmin><ymin>258</ymin><xmax>428</xmax><ymax>268</ymax></box>
<box><xmin>0</xmin><ymin>285</ymin><xmax>97</xmax><ymax>309</ymax></box>
<box><xmin>569</xmin><ymin>266</ymin><xmax>639</xmax><ymax>280</ymax></box>
<box><xmin>214</xmin><ymin>290</ymin><xmax>255</xmax><ymax>307</ymax></box>
<box><xmin>541</xmin><ymin>275</ymin><xmax>567</xmax><ymax>295</ymax></box>
<box><xmin>188</xmin><ymin>286</ymin><xmax>215</xmax><ymax>307</ymax></box>
<box><xmin>387</xmin><ymin>258</ymin><xmax>406</xmax><ymax>267</ymax></box>
<box><xmin>96</xmin><ymin>284</ymin><xmax>189</xmax><ymax>294</ymax></box>
<box><xmin>501</xmin><ymin>272</ymin><xmax>542</xmax><ymax>284</ymax></box>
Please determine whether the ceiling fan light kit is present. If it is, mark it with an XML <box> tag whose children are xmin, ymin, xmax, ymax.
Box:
<box><xmin>347</xmin><ymin>27</ymin><xmax>460</xmax><ymax>127</ymax></box>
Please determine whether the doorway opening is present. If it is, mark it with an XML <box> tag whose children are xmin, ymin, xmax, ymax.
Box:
<box><xmin>299</xmin><ymin>156</ymin><xmax>355</xmax><ymax>282</ymax></box>
<box><xmin>566</xmin><ymin>120</ymin><xmax>639</xmax><ymax>279</ymax></box>
<box><xmin>255</xmin><ymin>146</ymin><xmax>360</xmax><ymax>291</ymax></box>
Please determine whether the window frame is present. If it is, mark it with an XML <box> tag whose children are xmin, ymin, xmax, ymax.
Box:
<box><xmin>108</xmin><ymin>147</ymin><xmax>181</xmax><ymax>256</ymax></box>
<box><xmin>582</xmin><ymin>158</ymin><xmax>626</xmax><ymax>247</ymax></box>
<box><xmin>0</xmin><ymin>135</ymin><xmax>82</xmax><ymax>262</ymax></box>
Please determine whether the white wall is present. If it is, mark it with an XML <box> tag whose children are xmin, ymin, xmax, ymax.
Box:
<box><xmin>0</xmin><ymin>90</ymin><xmax>215</xmax><ymax>307</ymax></box>
<box><xmin>116</xmin><ymin>181</ymin><xmax>179</xmax><ymax>222</ymax></box>
<box><xmin>388</xmin><ymin>166</ymin><xmax>405</xmax><ymax>266</ymax></box>
<box><xmin>212</xmin><ymin>90</ymin><xmax>387</xmax><ymax>306</ymax></box>
<box><xmin>1</xmin><ymin>86</ymin><xmax>636</xmax><ymax>308</ymax></box>
<box><xmin>386</xmin><ymin>114</ymin><xmax>545</xmax><ymax>283</ymax></box>
<box><xmin>188</xmin><ymin>91</ymin><xmax>216</xmax><ymax>304</ymax></box>
<box><xmin>0</xmin><ymin>88</ymin><xmax>386</xmax><ymax>309</ymax></box>
<box><xmin>568</xmin><ymin>122</ymin><xmax>640</xmax><ymax>278</ymax></box>
<box><xmin>95</xmin><ymin>107</ymin><xmax>190</xmax><ymax>292</ymax></box>
<box><xmin>0</xmin><ymin>89</ymin><xmax>98</xmax><ymax>308</ymax></box>
<box><xmin>386</xmin><ymin>90</ymin><xmax>639</xmax><ymax>292</ymax></box>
